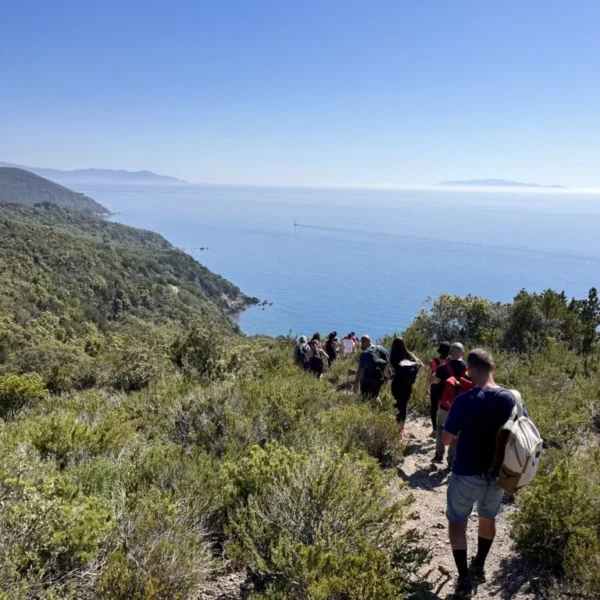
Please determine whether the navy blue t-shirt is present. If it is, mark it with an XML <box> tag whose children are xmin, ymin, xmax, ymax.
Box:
<box><xmin>444</xmin><ymin>386</ymin><xmax>516</xmax><ymax>476</ymax></box>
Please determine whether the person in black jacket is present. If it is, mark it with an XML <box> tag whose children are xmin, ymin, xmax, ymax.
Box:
<box><xmin>425</xmin><ymin>341</ymin><xmax>451</xmax><ymax>436</ymax></box>
<box><xmin>325</xmin><ymin>331</ymin><xmax>339</xmax><ymax>366</ymax></box>
<box><xmin>389</xmin><ymin>337</ymin><xmax>422</xmax><ymax>432</ymax></box>
<box><xmin>307</xmin><ymin>339</ymin><xmax>329</xmax><ymax>379</ymax></box>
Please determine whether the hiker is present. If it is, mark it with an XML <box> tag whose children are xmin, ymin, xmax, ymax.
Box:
<box><xmin>310</xmin><ymin>332</ymin><xmax>321</xmax><ymax>344</ymax></box>
<box><xmin>442</xmin><ymin>348</ymin><xmax>521</xmax><ymax>598</ymax></box>
<box><xmin>294</xmin><ymin>335</ymin><xmax>311</xmax><ymax>370</ymax></box>
<box><xmin>425</xmin><ymin>341</ymin><xmax>451</xmax><ymax>437</ymax></box>
<box><xmin>352</xmin><ymin>335</ymin><xmax>390</xmax><ymax>399</ymax></box>
<box><xmin>340</xmin><ymin>333</ymin><xmax>356</xmax><ymax>357</ymax></box>
<box><xmin>350</xmin><ymin>331</ymin><xmax>359</xmax><ymax>345</ymax></box>
<box><xmin>307</xmin><ymin>339</ymin><xmax>329</xmax><ymax>379</ymax></box>
<box><xmin>432</xmin><ymin>342</ymin><xmax>467</xmax><ymax>466</ymax></box>
<box><xmin>325</xmin><ymin>331</ymin><xmax>339</xmax><ymax>366</ymax></box>
<box><xmin>389</xmin><ymin>337</ymin><xmax>422</xmax><ymax>432</ymax></box>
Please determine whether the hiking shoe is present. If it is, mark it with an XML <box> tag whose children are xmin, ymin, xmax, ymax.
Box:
<box><xmin>454</xmin><ymin>574</ymin><xmax>474</xmax><ymax>598</ymax></box>
<box><xmin>431</xmin><ymin>454</ymin><xmax>443</xmax><ymax>464</ymax></box>
<box><xmin>469</xmin><ymin>559</ymin><xmax>487</xmax><ymax>584</ymax></box>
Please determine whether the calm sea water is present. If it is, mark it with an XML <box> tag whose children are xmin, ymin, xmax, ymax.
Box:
<box><xmin>77</xmin><ymin>183</ymin><xmax>599</xmax><ymax>341</ymax></box>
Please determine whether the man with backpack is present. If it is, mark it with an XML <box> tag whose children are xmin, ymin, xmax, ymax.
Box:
<box><xmin>294</xmin><ymin>336</ymin><xmax>311</xmax><ymax>370</ymax></box>
<box><xmin>441</xmin><ymin>349</ymin><xmax>523</xmax><ymax>599</ymax></box>
<box><xmin>432</xmin><ymin>343</ymin><xmax>469</xmax><ymax>466</ymax></box>
<box><xmin>352</xmin><ymin>335</ymin><xmax>390</xmax><ymax>399</ymax></box>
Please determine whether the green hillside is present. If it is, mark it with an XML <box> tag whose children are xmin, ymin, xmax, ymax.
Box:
<box><xmin>0</xmin><ymin>201</ymin><xmax>171</xmax><ymax>249</ymax></box>
<box><xmin>0</xmin><ymin>202</ymin><xmax>255</xmax><ymax>390</ymax></box>
<box><xmin>0</xmin><ymin>167</ymin><xmax>110</xmax><ymax>216</ymax></box>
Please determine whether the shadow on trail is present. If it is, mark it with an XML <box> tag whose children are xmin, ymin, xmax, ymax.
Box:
<box><xmin>407</xmin><ymin>593</ymin><xmax>452</xmax><ymax>600</ymax></box>
<box><xmin>404</xmin><ymin>440</ymin><xmax>435</xmax><ymax>456</ymax></box>
<box><xmin>488</xmin><ymin>554</ymin><xmax>542</xmax><ymax>599</ymax></box>
<box><xmin>397</xmin><ymin>463</ymin><xmax>449</xmax><ymax>491</ymax></box>
<box><xmin>406</xmin><ymin>570</ymin><xmax>453</xmax><ymax>600</ymax></box>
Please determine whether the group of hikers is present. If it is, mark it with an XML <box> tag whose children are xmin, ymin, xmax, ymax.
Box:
<box><xmin>293</xmin><ymin>331</ymin><xmax>360</xmax><ymax>378</ymax></box>
<box><xmin>294</xmin><ymin>333</ymin><xmax>542</xmax><ymax>599</ymax></box>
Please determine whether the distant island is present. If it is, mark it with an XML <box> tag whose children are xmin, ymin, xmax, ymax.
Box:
<box><xmin>0</xmin><ymin>167</ymin><xmax>111</xmax><ymax>216</ymax></box>
<box><xmin>437</xmin><ymin>178</ymin><xmax>564</xmax><ymax>189</ymax></box>
<box><xmin>0</xmin><ymin>161</ymin><xmax>186</xmax><ymax>185</ymax></box>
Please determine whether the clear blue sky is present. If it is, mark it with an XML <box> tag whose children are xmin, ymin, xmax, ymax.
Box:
<box><xmin>2</xmin><ymin>0</ymin><xmax>599</xmax><ymax>186</ymax></box>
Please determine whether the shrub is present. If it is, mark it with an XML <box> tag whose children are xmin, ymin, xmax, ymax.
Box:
<box><xmin>0</xmin><ymin>374</ymin><xmax>48</xmax><ymax>420</ymax></box>
<box><xmin>15</xmin><ymin>342</ymin><xmax>96</xmax><ymax>394</ymax></box>
<box><xmin>512</xmin><ymin>452</ymin><xmax>600</xmax><ymax>596</ymax></box>
<box><xmin>172</xmin><ymin>321</ymin><xmax>228</xmax><ymax>380</ymax></box>
<box><xmin>172</xmin><ymin>368</ymin><xmax>342</xmax><ymax>458</ymax></box>
<box><xmin>227</xmin><ymin>443</ymin><xmax>427</xmax><ymax>599</ymax></box>
<box><xmin>132</xmin><ymin>443</ymin><xmax>230</xmax><ymax>536</ymax></box>
<box><xmin>108</xmin><ymin>342</ymin><xmax>173</xmax><ymax>392</ymax></box>
<box><xmin>14</xmin><ymin>410</ymin><xmax>137</xmax><ymax>469</ymax></box>
<box><xmin>0</xmin><ymin>473</ymin><xmax>112</xmax><ymax>596</ymax></box>
<box><xmin>97</xmin><ymin>488</ymin><xmax>213</xmax><ymax>600</ymax></box>
<box><xmin>317</xmin><ymin>403</ymin><xmax>404</xmax><ymax>468</ymax></box>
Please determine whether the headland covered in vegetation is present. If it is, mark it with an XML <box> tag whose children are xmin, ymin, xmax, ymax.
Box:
<box><xmin>0</xmin><ymin>167</ymin><xmax>112</xmax><ymax>216</ymax></box>
<box><xmin>0</xmin><ymin>179</ymin><xmax>599</xmax><ymax>599</ymax></box>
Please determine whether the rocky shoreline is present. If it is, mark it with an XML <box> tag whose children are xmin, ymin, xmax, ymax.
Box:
<box><xmin>222</xmin><ymin>293</ymin><xmax>262</xmax><ymax>315</ymax></box>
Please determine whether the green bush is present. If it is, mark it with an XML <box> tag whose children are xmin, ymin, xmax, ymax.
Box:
<box><xmin>108</xmin><ymin>341</ymin><xmax>173</xmax><ymax>392</ymax></box>
<box><xmin>0</xmin><ymin>473</ymin><xmax>112</xmax><ymax>597</ymax></box>
<box><xmin>97</xmin><ymin>488</ymin><xmax>213</xmax><ymax>600</ymax></box>
<box><xmin>172</xmin><ymin>321</ymin><xmax>228</xmax><ymax>380</ymax></box>
<box><xmin>512</xmin><ymin>453</ymin><xmax>600</xmax><ymax>597</ymax></box>
<box><xmin>317</xmin><ymin>403</ymin><xmax>404</xmax><ymax>468</ymax></box>
<box><xmin>14</xmin><ymin>409</ymin><xmax>137</xmax><ymax>469</ymax></box>
<box><xmin>227</xmin><ymin>443</ymin><xmax>428</xmax><ymax>599</ymax></box>
<box><xmin>0</xmin><ymin>374</ymin><xmax>48</xmax><ymax>420</ymax></box>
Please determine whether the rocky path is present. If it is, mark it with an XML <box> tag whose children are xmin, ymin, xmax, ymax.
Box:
<box><xmin>398</xmin><ymin>416</ymin><xmax>539</xmax><ymax>599</ymax></box>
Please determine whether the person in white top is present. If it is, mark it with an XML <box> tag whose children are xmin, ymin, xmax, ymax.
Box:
<box><xmin>340</xmin><ymin>334</ymin><xmax>356</xmax><ymax>357</ymax></box>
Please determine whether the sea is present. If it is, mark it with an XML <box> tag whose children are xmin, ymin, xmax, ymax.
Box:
<box><xmin>74</xmin><ymin>183</ymin><xmax>600</xmax><ymax>341</ymax></box>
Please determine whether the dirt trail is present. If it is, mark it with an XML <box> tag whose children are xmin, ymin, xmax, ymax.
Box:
<box><xmin>398</xmin><ymin>416</ymin><xmax>539</xmax><ymax>599</ymax></box>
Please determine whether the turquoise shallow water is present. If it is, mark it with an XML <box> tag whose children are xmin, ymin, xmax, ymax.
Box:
<box><xmin>79</xmin><ymin>183</ymin><xmax>600</xmax><ymax>340</ymax></box>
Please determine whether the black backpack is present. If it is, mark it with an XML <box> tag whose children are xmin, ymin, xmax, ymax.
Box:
<box><xmin>365</xmin><ymin>345</ymin><xmax>390</xmax><ymax>382</ymax></box>
<box><xmin>295</xmin><ymin>343</ymin><xmax>310</xmax><ymax>365</ymax></box>
<box><xmin>396</xmin><ymin>360</ymin><xmax>419</xmax><ymax>384</ymax></box>
<box><xmin>309</xmin><ymin>349</ymin><xmax>324</xmax><ymax>372</ymax></box>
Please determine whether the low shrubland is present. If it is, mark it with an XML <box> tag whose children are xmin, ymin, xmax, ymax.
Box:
<box><xmin>0</xmin><ymin>332</ymin><xmax>427</xmax><ymax>599</ymax></box>
<box><xmin>1</xmin><ymin>274</ymin><xmax>599</xmax><ymax>597</ymax></box>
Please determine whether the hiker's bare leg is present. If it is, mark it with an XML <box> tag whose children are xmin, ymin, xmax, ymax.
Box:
<box><xmin>478</xmin><ymin>516</ymin><xmax>495</xmax><ymax>540</ymax></box>
<box><xmin>448</xmin><ymin>521</ymin><xmax>467</xmax><ymax>550</ymax></box>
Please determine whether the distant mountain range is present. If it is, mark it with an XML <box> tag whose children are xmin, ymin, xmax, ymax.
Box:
<box><xmin>437</xmin><ymin>178</ymin><xmax>564</xmax><ymax>189</ymax></box>
<box><xmin>0</xmin><ymin>167</ymin><xmax>110</xmax><ymax>216</ymax></box>
<box><xmin>0</xmin><ymin>162</ymin><xmax>186</xmax><ymax>185</ymax></box>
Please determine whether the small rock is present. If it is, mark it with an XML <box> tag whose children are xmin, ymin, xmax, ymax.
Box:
<box><xmin>433</xmin><ymin>522</ymin><xmax>445</xmax><ymax>529</ymax></box>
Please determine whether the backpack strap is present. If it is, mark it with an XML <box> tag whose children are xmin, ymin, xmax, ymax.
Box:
<box><xmin>510</xmin><ymin>389</ymin><xmax>525</xmax><ymax>417</ymax></box>
<box><xmin>503</xmin><ymin>389</ymin><xmax>525</xmax><ymax>431</ymax></box>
